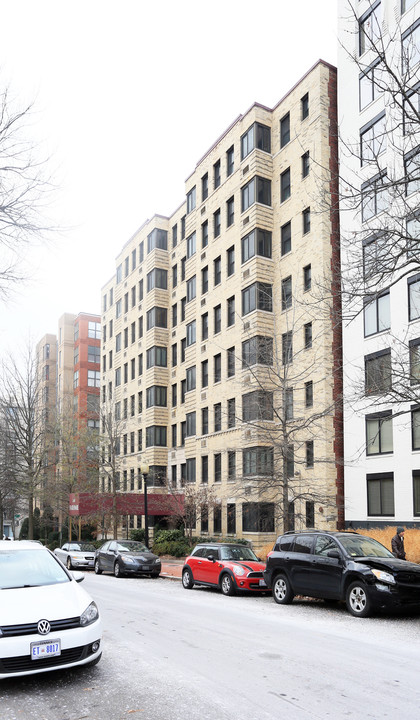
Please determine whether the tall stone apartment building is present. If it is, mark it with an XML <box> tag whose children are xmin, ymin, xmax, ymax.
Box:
<box><xmin>338</xmin><ymin>0</ymin><xmax>420</xmax><ymax>527</ymax></box>
<box><xmin>36</xmin><ymin>312</ymin><xmax>101</xmax><ymax>521</ymax></box>
<box><xmin>100</xmin><ymin>60</ymin><xmax>343</xmax><ymax>546</ymax></box>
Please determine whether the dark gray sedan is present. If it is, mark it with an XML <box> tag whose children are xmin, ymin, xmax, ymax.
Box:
<box><xmin>94</xmin><ymin>540</ymin><xmax>161</xmax><ymax>578</ymax></box>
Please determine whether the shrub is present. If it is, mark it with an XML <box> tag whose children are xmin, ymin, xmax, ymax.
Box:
<box><xmin>130</xmin><ymin>529</ymin><xmax>145</xmax><ymax>542</ymax></box>
<box><xmin>152</xmin><ymin>538</ymin><xmax>190</xmax><ymax>557</ymax></box>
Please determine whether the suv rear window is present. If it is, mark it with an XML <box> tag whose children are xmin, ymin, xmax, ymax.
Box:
<box><xmin>278</xmin><ymin>536</ymin><xmax>294</xmax><ymax>551</ymax></box>
<box><xmin>294</xmin><ymin>535</ymin><xmax>314</xmax><ymax>553</ymax></box>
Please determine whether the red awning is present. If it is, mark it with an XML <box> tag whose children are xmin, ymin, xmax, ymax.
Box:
<box><xmin>69</xmin><ymin>492</ymin><xmax>183</xmax><ymax>517</ymax></box>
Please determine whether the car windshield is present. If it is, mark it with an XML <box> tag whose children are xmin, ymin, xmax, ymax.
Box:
<box><xmin>0</xmin><ymin>549</ymin><xmax>70</xmax><ymax>589</ymax></box>
<box><xmin>117</xmin><ymin>541</ymin><xmax>148</xmax><ymax>553</ymax></box>
<box><xmin>68</xmin><ymin>543</ymin><xmax>96</xmax><ymax>552</ymax></box>
<box><xmin>220</xmin><ymin>546</ymin><xmax>258</xmax><ymax>561</ymax></box>
<box><xmin>339</xmin><ymin>535</ymin><xmax>394</xmax><ymax>558</ymax></box>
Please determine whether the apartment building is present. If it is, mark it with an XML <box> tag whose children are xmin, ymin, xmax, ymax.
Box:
<box><xmin>36</xmin><ymin>312</ymin><xmax>101</xmax><ymax>520</ymax></box>
<box><xmin>101</xmin><ymin>60</ymin><xmax>343</xmax><ymax>547</ymax></box>
<box><xmin>338</xmin><ymin>0</ymin><xmax>420</xmax><ymax>527</ymax></box>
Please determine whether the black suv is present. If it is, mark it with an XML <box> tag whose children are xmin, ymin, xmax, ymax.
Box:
<box><xmin>263</xmin><ymin>530</ymin><xmax>420</xmax><ymax>617</ymax></box>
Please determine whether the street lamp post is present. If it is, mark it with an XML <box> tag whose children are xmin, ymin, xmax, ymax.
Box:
<box><xmin>140</xmin><ymin>463</ymin><xmax>149</xmax><ymax>549</ymax></box>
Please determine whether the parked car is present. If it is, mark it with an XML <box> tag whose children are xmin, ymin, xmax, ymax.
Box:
<box><xmin>0</xmin><ymin>540</ymin><xmax>102</xmax><ymax>678</ymax></box>
<box><xmin>54</xmin><ymin>542</ymin><xmax>96</xmax><ymax>570</ymax></box>
<box><xmin>182</xmin><ymin>543</ymin><xmax>269</xmax><ymax>595</ymax></box>
<box><xmin>264</xmin><ymin>530</ymin><xmax>420</xmax><ymax>617</ymax></box>
<box><xmin>94</xmin><ymin>539</ymin><xmax>161</xmax><ymax>578</ymax></box>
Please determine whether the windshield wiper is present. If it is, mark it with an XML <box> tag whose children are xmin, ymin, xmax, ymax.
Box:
<box><xmin>1</xmin><ymin>584</ymin><xmax>40</xmax><ymax>589</ymax></box>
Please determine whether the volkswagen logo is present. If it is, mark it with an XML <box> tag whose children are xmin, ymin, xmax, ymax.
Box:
<box><xmin>37</xmin><ymin>619</ymin><xmax>51</xmax><ymax>635</ymax></box>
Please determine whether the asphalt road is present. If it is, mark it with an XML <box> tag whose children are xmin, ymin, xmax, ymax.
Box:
<box><xmin>1</xmin><ymin>573</ymin><xmax>420</xmax><ymax>720</ymax></box>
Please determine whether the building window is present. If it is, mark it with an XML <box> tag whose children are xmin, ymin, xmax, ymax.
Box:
<box><xmin>241</xmin><ymin>176</ymin><xmax>271</xmax><ymax>212</ymax></box>
<box><xmin>227</xmin><ymin>197</ymin><xmax>234</xmax><ymax>227</ymax></box>
<box><xmin>186</xmin><ymin>320</ymin><xmax>196</xmax><ymax>347</ymax></box>
<box><xmin>213</xmin><ymin>209</ymin><xmax>221</xmax><ymax>238</ymax></box>
<box><xmin>146</xmin><ymin>426</ymin><xmax>167</xmax><ymax>448</ymax></box>
<box><xmin>227</xmin><ymin>347</ymin><xmax>235</xmax><ymax>377</ymax></box>
<box><xmin>147</xmin><ymin>228</ymin><xmax>168</xmax><ymax>253</ymax></box>
<box><xmin>116</xmin><ymin>264</ymin><xmax>122</xmax><ymax>284</ymax></box>
<box><xmin>214</xmin><ymin>159</ymin><xmax>221</xmax><ymax>189</ymax></box>
<box><xmin>172</xmin><ymin>343</ymin><xmax>177</xmax><ymax>367</ymax></box>
<box><xmin>365</xmin><ymin>349</ymin><xmax>392</xmax><ymax>394</ymax></box>
<box><xmin>408</xmin><ymin>274</ymin><xmax>420</xmax><ymax>320</ymax></box>
<box><xmin>186</xmin><ymin>412</ymin><xmax>196</xmax><ymax>438</ymax></box>
<box><xmin>181</xmin><ymin>338</ymin><xmax>186</xmax><ymax>363</ymax></box>
<box><xmin>197</xmin><ymin>220</ymin><xmax>207</xmax><ymax>253</ymax></box>
<box><xmin>366</xmin><ymin>412</ymin><xmax>393</xmax><ymax>455</ymax></box>
<box><xmin>241</xmin><ymin>123</ymin><xmax>271</xmax><ymax>160</ymax></box>
<box><xmin>301</xmin><ymin>92</ymin><xmax>309</xmax><ymax>119</ymax></box>
<box><xmin>88</xmin><ymin>321</ymin><xmax>101</xmax><ymax>339</ymax></box>
<box><xmin>172</xmin><ymin>384</ymin><xmax>177</xmax><ymax>408</ymax></box>
<box><xmin>413</xmin><ymin>470</ymin><xmax>420</xmax><ymax>516</ymax></box>
<box><xmin>214</xmin><ymin>304</ymin><xmax>221</xmax><ymax>334</ymax></box>
<box><xmin>214</xmin><ymin>454</ymin><xmax>222</xmax><ymax>483</ymax></box>
<box><xmin>87</xmin><ymin>369</ymin><xmax>100</xmax><ymax>387</ymax></box>
<box><xmin>214</xmin><ymin>256</ymin><xmax>221</xmax><ymax>286</ymax></box>
<box><xmin>181</xmin><ymin>216</ymin><xmax>186</xmax><ymax>239</ymax></box>
<box><xmin>201</xmin><ymin>266</ymin><xmax>209</xmax><ymax>295</ymax></box>
<box><xmin>186</xmin><ymin>275</ymin><xmax>196</xmax><ymax>303</ymax></box>
<box><xmin>227</xmin><ymin>145</ymin><xmax>234</xmax><ymax>176</ymax></box>
<box><xmin>360</xmin><ymin>112</ymin><xmax>386</xmax><ymax>165</ymax></box>
<box><xmin>243</xmin><ymin>447</ymin><xmax>273</xmax><ymax>476</ymax></box>
<box><xmin>202</xmin><ymin>407</ymin><xmax>209</xmax><ymax>435</ymax></box>
<box><xmin>285</xmin><ymin>388</ymin><xmax>293</xmax><ymax>420</ymax></box>
<box><xmin>146</xmin><ymin>346</ymin><xmax>167</xmax><ymax>368</ymax></box>
<box><xmin>146</xmin><ymin>307</ymin><xmax>167</xmax><ymax>330</ymax></box>
<box><xmin>412</xmin><ymin>405</ymin><xmax>420</xmax><ymax>449</ymax></box>
<box><xmin>303</xmin><ymin>264</ymin><xmax>312</xmax><ymax>291</ymax></box>
<box><xmin>147</xmin><ymin>268</ymin><xmax>168</xmax><ymax>292</ymax></box>
<box><xmin>306</xmin><ymin>440</ymin><xmax>314</xmax><ymax>468</ymax></box>
<box><xmin>302</xmin><ymin>151</ymin><xmax>310</xmax><ymax>178</ymax></box>
<box><xmin>282</xmin><ymin>331</ymin><xmax>293</xmax><ymax>365</ymax></box>
<box><xmin>281</xmin><ymin>276</ymin><xmax>292</xmax><ymax>311</ymax></box>
<box><xmin>402</xmin><ymin>17</ymin><xmax>420</xmax><ymax>71</ymax></box>
<box><xmin>410</xmin><ymin>338</ymin><xmax>420</xmax><ymax>384</ymax></box>
<box><xmin>359</xmin><ymin>1</ymin><xmax>382</xmax><ymax>56</ymax></box>
<box><xmin>186</xmin><ymin>457</ymin><xmax>196</xmax><ymax>484</ymax></box>
<box><xmin>186</xmin><ymin>232</ymin><xmax>197</xmax><ymax>259</ymax></box>
<box><xmin>186</xmin><ymin>186</ymin><xmax>196</xmax><ymax>214</ymax></box>
<box><xmin>361</xmin><ymin>172</ymin><xmax>388</xmax><ymax>222</ymax></box>
<box><xmin>242</xmin><ymin>336</ymin><xmax>273</xmax><ymax>367</ymax></box>
<box><xmin>242</xmin><ymin>390</ymin><xmax>273</xmax><ymax>422</ymax></box>
<box><xmin>305</xmin><ymin>380</ymin><xmax>313</xmax><ymax>408</ymax></box>
<box><xmin>304</xmin><ymin>322</ymin><xmax>312</xmax><ymax>349</ymax></box>
<box><xmin>227</xmin><ymin>246</ymin><xmax>235</xmax><ymax>276</ymax></box>
<box><xmin>227</xmin><ymin>296</ymin><xmax>235</xmax><ymax>327</ymax></box>
<box><xmin>146</xmin><ymin>386</ymin><xmax>167</xmax><ymax>408</ymax></box>
<box><xmin>202</xmin><ymin>173</ymin><xmax>208</xmax><ymax>202</ymax></box>
<box><xmin>363</xmin><ymin>291</ymin><xmax>390</xmax><ymax>336</ymax></box>
<box><xmin>214</xmin><ymin>353</ymin><xmax>221</xmax><ymax>383</ymax></box>
<box><xmin>280</xmin><ymin>168</ymin><xmax>291</xmax><ymax>202</ymax></box>
<box><xmin>367</xmin><ymin>472</ymin><xmax>394</xmax><ymax>516</ymax></box>
<box><xmin>227</xmin><ymin>397</ymin><xmax>236</xmax><ymax>428</ymax></box>
<box><xmin>302</xmin><ymin>207</ymin><xmax>311</xmax><ymax>234</ymax></box>
<box><xmin>186</xmin><ymin>365</ymin><xmax>196</xmax><ymax>392</ymax></box>
<box><xmin>405</xmin><ymin>147</ymin><xmax>420</xmax><ymax>196</ymax></box>
<box><xmin>214</xmin><ymin>403</ymin><xmax>222</xmax><ymax>432</ymax></box>
<box><xmin>201</xmin><ymin>456</ymin><xmax>208</xmax><ymax>484</ymax></box>
<box><xmin>281</xmin><ymin>222</ymin><xmax>291</xmax><ymax>256</ymax></box>
<box><xmin>241</xmin><ymin>228</ymin><xmax>272</xmax><ymax>263</ymax></box>
<box><xmin>407</xmin><ymin>214</ymin><xmax>420</xmax><ymax>257</ymax></box>
<box><xmin>73</xmin><ymin>370</ymin><xmax>79</xmax><ymax>389</ymax></box>
<box><xmin>242</xmin><ymin>282</ymin><xmax>273</xmax><ymax>315</ymax></box>
<box><xmin>359</xmin><ymin>60</ymin><xmax>384</xmax><ymax>111</ymax></box>
<box><xmin>181</xmin><ymin>297</ymin><xmax>186</xmax><ymax>321</ymax></box>
<box><xmin>202</xmin><ymin>312</ymin><xmax>208</xmax><ymax>340</ymax></box>
<box><xmin>227</xmin><ymin>504</ymin><xmax>236</xmax><ymax>533</ymax></box>
<box><xmin>242</xmin><ymin>502</ymin><xmax>274</xmax><ymax>532</ymax></box>
<box><xmin>172</xmin><ymin>303</ymin><xmax>178</xmax><ymax>328</ymax></box>
<box><xmin>181</xmin><ymin>257</ymin><xmax>186</xmax><ymax>281</ymax></box>
<box><xmin>280</xmin><ymin>112</ymin><xmax>290</xmax><ymax>148</ymax></box>
<box><xmin>201</xmin><ymin>360</ymin><xmax>208</xmax><ymax>388</ymax></box>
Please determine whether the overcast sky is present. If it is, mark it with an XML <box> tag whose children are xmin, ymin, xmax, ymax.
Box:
<box><xmin>0</xmin><ymin>0</ymin><xmax>338</xmax><ymax>356</ymax></box>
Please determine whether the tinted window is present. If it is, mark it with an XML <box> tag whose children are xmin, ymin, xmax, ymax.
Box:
<box><xmin>191</xmin><ymin>547</ymin><xmax>205</xmax><ymax>558</ymax></box>
<box><xmin>315</xmin><ymin>536</ymin><xmax>338</xmax><ymax>556</ymax></box>
<box><xmin>204</xmin><ymin>547</ymin><xmax>219</xmax><ymax>559</ymax></box>
<box><xmin>294</xmin><ymin>535</ymin><xmax>314</xmax><ymax>553</ymax></box>
<box><xmin>279</xmin><ymin>536</ymin><xmax>294</xmax><ymax>551</ymax></box>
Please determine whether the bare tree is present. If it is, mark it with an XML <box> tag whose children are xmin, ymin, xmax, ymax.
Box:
<box><xmin>99</xmin><ymin>398</ymin><xmax>126</xmax><ymax>538</ymax></box>
<box><xmin>164</xmin><ymin>479</ymin><xmax>217</xmax><ymax>542</ymax></box>
<box><xmin>0</xmin><ymin>84</ymin><xmax>56</xmax><ymax>299</ymax></box>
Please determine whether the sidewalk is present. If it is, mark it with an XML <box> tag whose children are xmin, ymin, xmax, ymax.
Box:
<box><xmin>160</xmin><ymin>558</ymin><xmax>184</xmax><ymax>579</ymax></box>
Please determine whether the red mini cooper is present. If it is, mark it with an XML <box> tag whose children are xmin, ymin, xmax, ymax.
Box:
<box><xmin>182</xmin><ymin>543</ymin><xmax>269</xmax><ymax>595</ymax></box>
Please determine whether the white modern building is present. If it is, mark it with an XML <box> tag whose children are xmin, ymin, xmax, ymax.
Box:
<box><xmin>338</xmin><ymin>0</ymin><xmax>420</xmax><ymax>527</ymax></box>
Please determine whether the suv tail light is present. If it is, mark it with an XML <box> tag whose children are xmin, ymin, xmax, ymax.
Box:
<box><xmin>267</xmin><ymin>551</ymin><xmax>273</xmax><ymax>558</ymax></box>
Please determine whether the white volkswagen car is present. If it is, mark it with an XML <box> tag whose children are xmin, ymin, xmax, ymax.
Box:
<box><xmin>0</xmin><ymin>541</ymin><xmax>102</xmax><ymax>678</ymax></box>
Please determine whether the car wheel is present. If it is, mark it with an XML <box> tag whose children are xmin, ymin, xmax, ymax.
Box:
<box><xmin>221</xmin><ymin>573</ymin><xmax>235</xmax><ymax>596</ymax></box>
<box><xmin>66</xmin><ymin>557</ymin><xmax>72</xmax><ymax>570</ymax></box>
<box><xmin>85</xmin><ymin>652</ymin><xmax>102</xmax><ymax>668</ymax></box>
<box><xmin>272</xmin><ymin>574</ymin><xmax>294</xmax><ymax>605</ymax></box>
<box><xmin>182</xmin><ymin>568</ymin><xmax>194</xmax><ymax>589</ymax></box>
<box><xmin>114</xmin><ymin>561</ymin><xmax>123</xmax><ymax>578</ymax></box>
<box><xmin>94</xmin><ymin>560</ymin><xmax>102</xmax><ymax>575</ymax></box>
<box><xmin>346</xmin><ymin>581</ymin><xmax>372</xmax><ymax>618</ymax></box>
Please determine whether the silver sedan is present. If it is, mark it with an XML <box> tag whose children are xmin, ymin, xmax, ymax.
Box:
<box><xmin>54</xmin><ymin>542</ymin><xmax>96</xmax><ymax>570</ymax></box>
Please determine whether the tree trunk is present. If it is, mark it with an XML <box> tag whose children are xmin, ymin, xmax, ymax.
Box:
<box><xmin>28</xmin><ymin>493</ymin><xmax>34</xmax><ymax>539</ymax></box>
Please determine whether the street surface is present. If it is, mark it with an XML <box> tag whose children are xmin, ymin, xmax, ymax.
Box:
<box><xmin>1</xmin><ymin>573</ymin><xmax>420</xmax><ymax>720</ymax></box>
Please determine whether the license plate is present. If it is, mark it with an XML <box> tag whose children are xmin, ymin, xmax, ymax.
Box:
<box><xmin>142</xmin><ymin>565</ymin><xmax>151</xmax><ymax>571</ymax></box>
<box><xmin>259</xmin><ymin>579</ymin><xmax>267</xmax><ymax>587</ymax></box>
<box><xmin>31</xmin><ymin>639</ymin><xmax>61</xmax><ymax>660</ymax></box>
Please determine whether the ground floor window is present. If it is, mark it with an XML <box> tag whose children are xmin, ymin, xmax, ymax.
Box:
<box><xmin>242</xmin><ymin>502</ymin><xmax>274</xmax><ymax>532</ymax></box>
<box><xmin>367</xmin><ymin>472</ymin><xmax>394</xmax><ymax>516</ymax></box>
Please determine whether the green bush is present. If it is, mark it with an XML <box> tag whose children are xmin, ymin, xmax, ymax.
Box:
<box><xmin>130</xmin><ymin>528</ymin><xmax>146</xmax><ymax>542</ymax></box>
<box><xmin>152</xmin><ymin>538</ymin><xmax>190</xmax><ymax>557</ymax></box>
<box><xmin>154</xmin><ymin>528</ymin><xmax>185</xmax><ymax>543</ymax></box>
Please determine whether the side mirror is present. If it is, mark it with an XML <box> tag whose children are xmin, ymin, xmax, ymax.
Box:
<box><xmin>72</xmin><ymin>571</ymin><xmax>84</xmax><ymax>583</ymax></box>
<box><xmin>327</xmin><ymin>550</ymin><xmax>341</xmax><ymax>560</ymax></box>
<box><xmin>207</xmin><ymin>554</ymin><xmax>215</xmax><ymax>562</ymax></box>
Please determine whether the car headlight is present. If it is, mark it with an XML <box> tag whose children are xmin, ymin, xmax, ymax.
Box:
<box><xmin>154</xmin><ymin>558</ymin><xmax>161</xmax><ymax>564</ymax></box>
<box><xmin>231</xmin><ymin>564</ymin><xmax>246</xmax><ymax>576</ymax></box>
<box><xmin>80</xmin><ymin>601</ymin><xmax>99</xmax><ymax>626</ymax></box>
<box><xmin>371</xmin><ymin>569</ymin><xmax>396</xmax><ymax>585</ymax></box>
<box><xmin>121</xmin><ymin>556</ymin><xmax>135</xmax><ymax>563</ymax></box>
